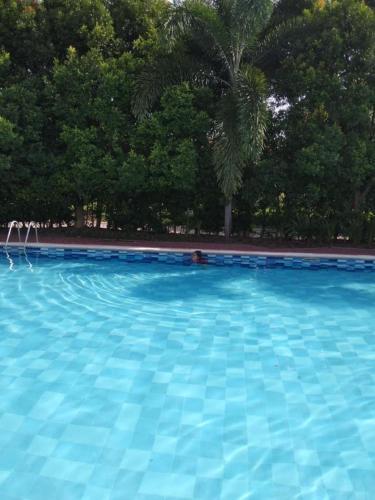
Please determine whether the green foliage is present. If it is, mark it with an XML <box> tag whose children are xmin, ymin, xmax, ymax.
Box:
<box><xmin>127</xmin><ymin>85</ymin><xmax>206</xmax><ymax>194</ymax></box>
<box><xmin>0</xmin><ymin>115</ymin><xmax>21</xmax><ymax>181</ymax></box>
<box><xmin>260</xmin><ymin>0</ymin><xmax>375</xmax><ymax>242</ymax></box>
<box><xmin>134</xmin><ymin>0</ymin><xmax>273</xmax><ymax>237</ymax></box>
<box><xmin>118</xmin><ymin>84</ymin><xmax>218</xmax><ymax>231</ymax></box>
<box><xmin>0</xmin><ymin>0</ymin><xmax>50</xmax><ymax>76</ymax></box>
<box><xmin>0</xmin><ymin>75</ymin><xmax>52</xmax><ymax>221</ymax></box>
<box><xmin>0</xmin><ymin>0</ymin><xmax>374</xmax><ymax>243</ymax></box>
<box><xmin>107</xmin><ymin>0</ymin><xmax>168</xmax><ymax>51</ymax></box>
<box><xmin>43</xmin><ymin>0</ymin><xmax>116</xmax><ymax>58</ymax></box>
<box><xmin>50</xmin><ymin>47</ymin><xmax>136</xmax><ymax>223</ymax></box>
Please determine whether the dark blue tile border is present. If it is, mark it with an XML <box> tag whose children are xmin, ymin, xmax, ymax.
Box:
<box><xmin>1</xmin><ymin>246</ymin><xmax>375</xmax><ymax>272</ymax></box>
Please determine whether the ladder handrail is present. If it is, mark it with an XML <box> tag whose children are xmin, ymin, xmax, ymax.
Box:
<box><xmin>5</xmin><ymin>220</ymin><xmax>21</xmax><ymax>247</ymax></box>
<box><xmin>4</xmin><ymin>247</ymin><xmax>15</xmax><ymax>271</ymax></box>
<box><xmin>3</xmin><ymin>220</ymin><xmax>39</xmax><ymax>270</ymax></box>
<box><xmin>24</xmin><ymin>221</ymin><xmax>39</xmax><ymax>246</ymax></box>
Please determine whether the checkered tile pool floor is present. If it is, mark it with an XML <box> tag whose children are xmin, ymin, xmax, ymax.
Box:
<box><xmin>0</xmin><ymin>257</ymin><xmax>374</xmax><ymax>499</ymax></box>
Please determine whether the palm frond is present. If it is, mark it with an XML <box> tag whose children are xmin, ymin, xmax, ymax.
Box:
<box><xmin>164</xmin><ymin>0</ymin><xmax>231</xmax><ymax>73</ymax></box>
<box><xmin>214</xmin><ymin>0</ymin><xmax>233</xmax><ymax>30</ymax></box>
<box><xmin>236</xmin><ymin>65</ymin><xmax>268</xmax><ymax>161</ymax></box>
<box><xmin>224</xmin><ymin>0</ymin><xmax>273</xmax><ymax>76</ymax></box>
<box><xmin>212</xmin><ymin>67</ymin><xmax>268</xmax><ymax>199</ymax></box>
<box><xmin>212</xmin><ymin>64</ymin><xmax>268</xmax><ymax>199</ymax></box>
<box><xmin>251</xmin><ymin>16</ymin><xmax>307</xmax><ymax>64</ymax></box>
<box><xmin>132</xmin><ymin>57</ymin><xmax>183</xmax><ymax>118</ymax></box>
<box><xmin>132</xmin><ymin>52</ymin><xmax>204</xmax><ymax>118</ymax></box>
<box><xmin>212</xmin><ymin>92</ymin><xmax>244</xmax><ymax>199</ymax></box>
<box><xmin>231</xmin><ymin>0</ymin><xmax>274</xmax><ymax>48</ymax></box>
<box><xmin>132</xmin><ymin>53</ymin><xmax>225</xmax><ymax>119</ymax></box>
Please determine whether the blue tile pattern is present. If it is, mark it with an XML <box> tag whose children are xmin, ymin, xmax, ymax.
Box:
<box><xmin>0</xmin><ymin>250</ymin><xmax>374</xmax><ymax>499</ymax></box>
<box><xmin>1</xmin><ymin>245</ymin><xmax>375</xmax><ymax>271</ymax></box>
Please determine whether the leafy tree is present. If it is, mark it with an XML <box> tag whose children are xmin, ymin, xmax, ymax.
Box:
<box><xmin>43</xmin><ymin>0</ymin><xmax>116</xmax><ymax>60</ymax></box>
<box><xmin>0</xmin><ymin>73</ymin><xmax>55</xmax><ymax>223</ymax></box>
<box><xmin>106</xmin><ymin>0</ymin><xmax>168</xmax><ymax>51</ymax></box>
<box><xmin>0</xmin><ymin>115</ymin><xmax>22</xmax><ymax>222</ymax></box>
<box><xmin>0</xmin><ymin>0</ymin><xmax>51</xmax><ymax>77</ymax></box>
<box><xmin>269</xmin><ymin>0</ymin><xmax>313</xmax><ymax>25</ymax></box>
<box><xmin>51</xmin><ymin>47</ymin><xmax>136</xmax><ymax>227</ymax></box>
<box><xmin>0</xmin><ymin>0</ymin><xmax>373</xmax><ymax>242</ymax></box>
<box><xmin>117</xmin><ymin>84</ymin><xmax>216</xmax><ymax>232</ymax></box>
<box><xmin>133</xmin><ymin>0</ymin><xmax>273</xmax><ymax>238</ymax></box>
<box><xmin>0</xmin><ymin>0</ymin><xmax>123</xmax><ymax>227</ymax></box>
<box><xmin>263</xmin><ymin>0</ymin><xmax>375</xmax><ymax>242</ymax></box>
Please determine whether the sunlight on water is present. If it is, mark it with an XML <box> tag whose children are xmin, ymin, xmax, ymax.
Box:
<box><xmin>0</xmin><ymin>255</ymin><xmax>374</xmax><ymax>499</ymax></box>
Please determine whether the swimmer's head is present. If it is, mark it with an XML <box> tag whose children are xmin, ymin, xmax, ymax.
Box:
<box><xmin>192</xmin><ymin>250</ymin><xmax>203</xmax><ymax>263</ymax></box>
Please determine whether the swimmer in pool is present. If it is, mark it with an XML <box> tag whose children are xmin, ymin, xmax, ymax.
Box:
<box><xmin>191</xmin><ymin>250</ymin><xmax>207</xmax><ymax>264</ymax></box>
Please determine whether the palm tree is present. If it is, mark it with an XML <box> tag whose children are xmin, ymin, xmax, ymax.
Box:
<box><xmin>133</xmin><ymin>0</ymin><xmax>273</xmax><ymax>238</ymax></box>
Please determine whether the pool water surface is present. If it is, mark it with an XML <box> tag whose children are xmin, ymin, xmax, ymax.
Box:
<box><xmin>0</xmin><ymin>255</ymin><xmax>374</xmax><ymax>499</ymax></box>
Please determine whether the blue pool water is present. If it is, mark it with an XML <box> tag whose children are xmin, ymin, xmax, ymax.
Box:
<box><xmin>0</xmin><ymin>254</ymin><xmax>374</xmax><ymax>500</ymax></box>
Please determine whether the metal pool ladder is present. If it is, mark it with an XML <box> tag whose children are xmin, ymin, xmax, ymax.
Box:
<box><xmin>24</xmin><ymin>221</ymin><xmax>39</xmax><ymax>246</ymax></box>
<box><xmin>5</xmin><ymin>220</ymin><xmax>22</xmax><ymax>247</ymax></box>
<box><xmin>5</xmin><ymin>220</ymin><xmax>39</xmax><ymax>248</ymax></box>
<box><xmin>4</xmin><ymin>221</ymin><xmax>39</xmax><ymax>271</ymax></box>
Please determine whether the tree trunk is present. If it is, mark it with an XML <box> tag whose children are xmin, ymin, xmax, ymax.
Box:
<box><xmin>95</xmin><ymin>203</ymin><xmax>103</xmax><ymax>229</ymax></box>
<box><xmin>224</xmin><ymin>199</ymin><xmax>232</xmax><ymax>240</ymax></box>
<box><xmin>75</xmin><ymin>204</ymin><xmax>85</xmax><ymax>228</ymax></box>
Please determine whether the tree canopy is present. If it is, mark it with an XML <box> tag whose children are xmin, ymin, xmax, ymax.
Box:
<box><xmin>0</xmin><ymin>0</ymin><xmax>374</xmax><ymax>243</ymax></box>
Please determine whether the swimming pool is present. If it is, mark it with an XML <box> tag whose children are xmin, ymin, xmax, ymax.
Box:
<box><xmin>0</xmin><ymin>251</ymin><xmax>374</xmax><ymax>499</ymax></box>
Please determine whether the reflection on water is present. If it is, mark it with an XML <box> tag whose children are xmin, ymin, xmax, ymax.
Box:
<box><xmin>2</xmin><ymin>247</ymin><xmax>35</xmax><ymax>271</ymax></box>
